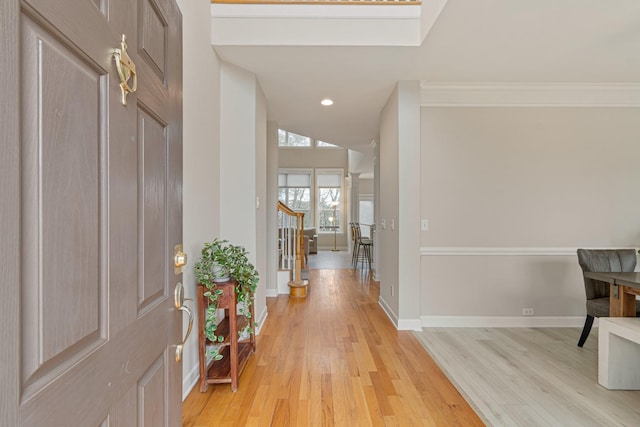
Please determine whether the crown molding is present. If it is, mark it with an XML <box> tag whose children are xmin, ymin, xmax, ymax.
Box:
<box><xmin>420</xmin><ymin>82</ymin><xmax>640</xmax><ymax>107</ymax></box>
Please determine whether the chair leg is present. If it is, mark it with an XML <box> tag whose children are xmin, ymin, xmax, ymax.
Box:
<box><xmin>577</xmin><ymin>315</ymin><xmax>595</xmax><ymax>347</ymax></box>
<box><xmin>352</xmin><ymin>243</ymin><xmax>358</xmax><ymax>267</ymax></box>
<box><xmin>366</xmin><ymin>245</ymin><xmax>371</xmax><ymax>270</ymax></box>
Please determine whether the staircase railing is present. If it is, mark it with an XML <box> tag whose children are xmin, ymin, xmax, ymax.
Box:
<box><xmin>277</xmin><ymin>201</ymin><xmax>306</xmax><ymax>291</ymax></box>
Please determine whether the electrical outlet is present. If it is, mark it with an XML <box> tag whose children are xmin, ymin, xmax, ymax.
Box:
<box><xmin>421</xmin><ymin>219</ymin><xmax>429</xmax><ymax>231</ymax></box>
<box><xmin>522</xmin><ymin>308</ymin><xmax>534</xmax><ymax>316</ymax></box>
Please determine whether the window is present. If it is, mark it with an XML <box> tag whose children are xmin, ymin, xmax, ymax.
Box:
<box><xmin>278</xmin><ymin>129</ymin><xmax>311</xmax><ymax>147</ymax></box>
<box><xmin>316</xmin><ymin>169</ymin><xmax>343</xmax><ymax>232</ymax></box>
<box><xmin>278</xmin><ymin>170</ymin><xmax>313</xmax><ymax>228</ymax></box>
<box><xmin>316</xmin><ymin>140</ymin><xmax>340</xmax><ymax>148</ymax></box>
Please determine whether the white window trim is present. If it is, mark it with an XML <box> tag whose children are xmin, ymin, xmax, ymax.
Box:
<box><xmin>278</xmin><ymin>128</ymin><xmax>345</xmax><ymax>150</ymax></box>
<box><xmin>278</xmin><ymin>129</ymin><xmax>312</xmax><ymax>148</ymax></box>
<box><xmin>278</xmin><ymin>168</ymin><xmax>314</xmax><ymax>227</ymax></box>
<box><xmin>316</xmin><ymin>140</ymin><xmax>342</xmax><ymax>149</ymax></box>
<box><xmin>315</xmin><ymin>168</ymin><xmax>344</xmax><ymax>234</ymax></box>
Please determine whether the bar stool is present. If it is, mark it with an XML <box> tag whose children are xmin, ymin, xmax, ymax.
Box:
<box><xmin>353</xmin><ymin>222</ymin><xmax>372</xmax><ymax>270</ymax></box>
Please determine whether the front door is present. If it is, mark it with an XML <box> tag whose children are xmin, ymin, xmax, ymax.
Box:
<box><xmin>0</xmin><ymin>0</ymin><xmax>184</xmax><ymax>425</ymax></box>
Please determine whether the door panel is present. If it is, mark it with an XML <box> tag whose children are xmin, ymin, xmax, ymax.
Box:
<box><xmin>107</xmin><ymin>386</ymin><xmax>137</xmax><ymax>427</ymax></box>
<box><xmin>139</xmin><ymin>107</ymin><xmax>168</xmax><ymax>310</ymax></box>
<box><xmin>1</xmin><ymin>0</ymin><xmax>183</xmax><ymax>425</ymax></box>
<box><xmin>93</xmin><ymin>0</ymin><xmax>107</xmax><ymax>16</ymax></box>
<box><xmin>139</xmin><ymin>0</ymin><xmax>168</xmax><ymax>80</ymax></box>
<box><xmin>20</xmin><ymin>13</ymin><xmax>107</xmax><ymax>397</ymax></box>
<box><xmin>138</xmin><ymin>353</ymin><xmax>168</xmax><ymax>426</ymax></box>
<box><xmin>23</xmin><ymin>0</ymin><xmax>118</xmax><ymax>71</ymax></box>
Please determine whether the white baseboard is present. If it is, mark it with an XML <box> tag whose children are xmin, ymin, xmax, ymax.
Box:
<box><xmin>182</xmin><ymin>362</ymin><xmax>200</xmax><ymax>401</ymax></box>
<box><xmin>255</xmin><ymin>306</ymin><xmax>268</xmax><ymax>335</ymax></box>
<box><xmin>420</xmin><ymin>316</ymin><xmax>586</xmax><ymax>328</ymax></box>
<box><xmin>378</xmin><ymin>298</ymin><xmax>423</xmax><ymax>331</ymax></box>
<box><xmin>378</xmin><ymin>297</ymin><xmax>398</xmax><ymax>328</ymax></box>
<box><xmin>398</xmin><ymin>318</ymin><xmax>423</xmax><ymax>331</ymax></box>
<box><xmin>265</xmin><ymin>288</ymin><xmax>278</xmax><ymax>298</ymax></box>
<box><xmin>277</xmin><ymin>270</ymin><xmax>290</xmax><ymax>294</ymax></box>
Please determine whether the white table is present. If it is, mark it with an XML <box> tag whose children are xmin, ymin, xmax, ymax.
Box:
<box><xmin>598</xmin><ymin>317</ymin><xmax>640</xmax><ymax>390</ymax></box>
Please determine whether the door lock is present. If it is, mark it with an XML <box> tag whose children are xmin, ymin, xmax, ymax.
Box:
<box><xmin>174</xmin><ymin>244</ymin><xmax>187</xmax><ymax>275</ymax></box>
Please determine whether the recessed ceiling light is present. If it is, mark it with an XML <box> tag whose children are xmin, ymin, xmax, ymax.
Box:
<box><xmin>321</xmin><ymin>98</ymin><xmax>334</xmax><ymax>106</ymax></box>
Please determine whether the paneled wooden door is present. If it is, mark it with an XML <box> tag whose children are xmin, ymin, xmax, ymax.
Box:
<box><xmin>1</xmin><ymin>0</ymin><xmax>184</xmax><ymax>425</ymax></box>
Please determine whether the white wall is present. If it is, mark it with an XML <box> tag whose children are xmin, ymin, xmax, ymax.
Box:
<box><xmin>378</xmin><ymin>82</ymin><xmax>422</xmax><ymax>330</ymax></box>
<box><xmin>220</xmin><ymin>63</ymin><xmax>257</xmax><ymax>249</ymax></box>
<box><xmin>378</xmin><ymin>85</ymin><xmax>400</xmax><ymax>321</ymax></box>
<box><xmin>420</xmin><ymin>107</ymin><xmax>640</xmax><ymax>325</ymax></box>
<box><xmin>360</xmin><ymin>178</ymin><xmax>374</xmax><ymax>195</ymax></box>
<box><xmin>396</xmin><ymin>81</ymin><xmax>421</xmax><ymax>329</ymax></box>
<box><xmin>219</xmin><ymin>62</ymin><xmax>268</xmax><ymax>330</ymax></box>
<box><xmin>254</xmin><ymin>84</ymin><xmax>268</xmax><ymax>324</ymax></box>
<box><xmin>266</xmin><ymin>121</ymin><xmax>279</xmax><ymax>296</ymax></box>
<box><xmin>177</xmin><ymin>0</ymin><xmax>221</xmax><ymax>398</ymax></box>
<box><xmin>373</xmin><ymin>140</ymin><xmax>380</xmax><ymax>280</ymax></box>
<box><xmin>178</xmin><ymin>0</ymin><xmax>269</xmax><ymax>396</ymax></box>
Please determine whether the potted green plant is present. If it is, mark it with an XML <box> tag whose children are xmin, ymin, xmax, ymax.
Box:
<box><xmin>194</xmin><ymin>238</ymin><xmax>259</xmax><ymax>361</ymax></box>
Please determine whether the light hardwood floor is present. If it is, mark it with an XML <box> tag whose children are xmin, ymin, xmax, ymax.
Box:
<box><xmin>306</xmin><ymin>250</ymin><xmax>355</xmax><ymax>270</ymax></box>
<box><xmin>183</xmin><ymin>269</ymin><xmax>483</xmax><ymax>426</ymax></box>
<box><xmin>416</xmin><ymin>327</ymin><xmax>640</xmax><ymax>426</ymax></box>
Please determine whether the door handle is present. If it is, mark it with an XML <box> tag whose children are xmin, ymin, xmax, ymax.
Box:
<box><xmin>174</xmin><ymin>282</ymin><xmax>193</xmax><ymax>363</ymax></box>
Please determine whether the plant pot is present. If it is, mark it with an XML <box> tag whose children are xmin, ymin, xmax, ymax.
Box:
<box><xmin>212</xmin><ymin>262</ymin><xmax>230</xmax><ymax>282</ymax></box>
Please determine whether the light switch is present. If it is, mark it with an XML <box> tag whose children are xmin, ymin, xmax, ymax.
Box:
<box><xmin>421</xmin><ymin>219</ymin><xmax>429</xmax><ymax>231</ymax></box>
<box><xmin>380</xmin><ymin>219</ymin><xmax>386</xmax><ymax>230</ymax></box>
<box><xmin>390</xmin><ymin>219</ymin><xmax>395</xmax><ymax>231</ymax></box>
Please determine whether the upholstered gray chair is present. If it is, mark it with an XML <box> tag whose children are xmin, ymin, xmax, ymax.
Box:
<box><xmin>576</xmin><ymin>249</ymin><xmax>639</xmax><ymax>347</ymax></box>
<box><xmin>303</xmin><ymin>228</ymin><xmax>318</xmax><ymax>254</ymax></box>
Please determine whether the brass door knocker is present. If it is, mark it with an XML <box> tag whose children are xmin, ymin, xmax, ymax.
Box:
<box><xmin>113</xmin><ymin>34</ymin><xmax>137</xmax><ymax>105</ymax></box>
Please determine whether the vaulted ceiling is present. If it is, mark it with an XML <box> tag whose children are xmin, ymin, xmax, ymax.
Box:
<box><xmin>213</xmin><ymin>0</ymin><xmax>640</xmax><ymax>152</ymax></box>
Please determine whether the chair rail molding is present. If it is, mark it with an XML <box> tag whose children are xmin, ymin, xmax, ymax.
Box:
<box><xmin>420</xmin><ymin>247</ymin><xmax>639</xmax><ymax>256</ymax></box>
<box><xmin>420</xmin><ymin>82</ymin><xmax>640</xmax><ymax>107</ymax></box>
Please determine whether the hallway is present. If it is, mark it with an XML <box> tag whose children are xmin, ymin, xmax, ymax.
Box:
<box><xmin>182</xmin><ymin>269</ymin><xmax>482</xmax><ymax>426</ymax></box>
<box><xmin>306</xmin><ymin>250</ymin><xmax>354</xmax><ymax>270</ymax></box>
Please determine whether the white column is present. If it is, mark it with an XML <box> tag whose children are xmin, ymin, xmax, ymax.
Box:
<box><xmin>349</xmin><ymin>172</ymin><xmax>360</xmax><ymax>254</ymax></box>
<box><xmin>350</xmin><ymin>172</ymin><xmax>361</xmax><ymax>223</ymax></box>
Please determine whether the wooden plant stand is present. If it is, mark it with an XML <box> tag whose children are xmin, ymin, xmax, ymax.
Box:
<box><xmin>197</xmin><ymin>280</ymin><xmax>255</xmax><ymax>392</ymax></box>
